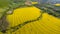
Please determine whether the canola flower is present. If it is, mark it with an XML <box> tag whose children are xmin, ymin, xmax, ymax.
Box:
<box><xmin>0</xmin><ymin>0</ymin><xmax>60</xmax><ymax>33</ymax></box>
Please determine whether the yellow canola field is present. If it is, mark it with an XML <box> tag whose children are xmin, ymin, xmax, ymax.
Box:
<box><xmin>0</xmin><ymin>6</ymin><xmax>60</xmax><ymax>34</ymax></box>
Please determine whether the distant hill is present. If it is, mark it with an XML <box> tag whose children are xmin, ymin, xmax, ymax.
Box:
<box><xmin>32</xmin><ymin>0</ymin><xmax>60</xmax><ymax>4</ymax></box>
